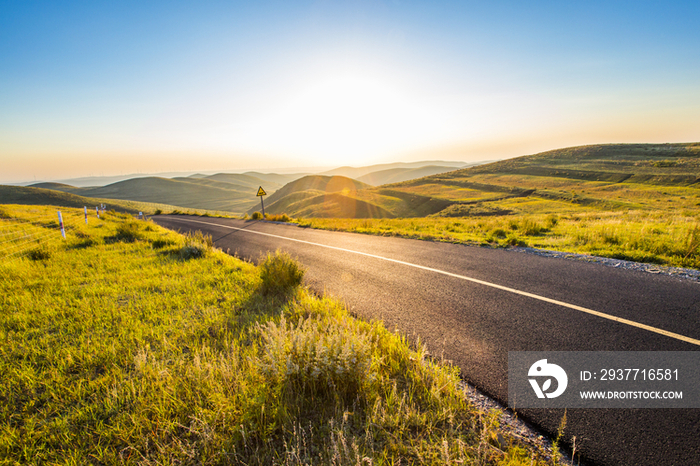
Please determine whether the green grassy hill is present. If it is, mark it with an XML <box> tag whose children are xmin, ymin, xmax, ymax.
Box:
<box><xmin>276</xmin><ymin>191</ymin><xmax>395</xmax><ymax>218</ymax></box>
<box><xmin>252</xmin><ymin>175</ymin><xmax>372</xmax><ymax>215</ymax></box>
<box><xmin>30</xmin><ymin>176</ymin><xmax>262</xmax><ymax>214</ymax></box>
<box><xmin>27</xmin><ymin>172</ymin><xmax>314</xmax><ymax>215</ymax></box>
<box><xmin>22</xmin><ymin>164</ymin><xmax>477</xmax><ymax>218</ymax></box>
<box><xmin>31</xmin><ymin>182</ymin><xmax>77</xmax><ymax>190</ymax></box>
<box><xmin>266</xmin><ymin>175</ymin><xmax>371</xmax><ymax>201</ymax></box>
<box><xmin>377</xmin><ymin>143</ymin><xmax>700</xmax><ymax>216</ymax></box>
<box><xmin>1</xmin><ymin>185</ymin><xmax>97</xmax><ymax>208</ymax></box>
<box><xmin>0</xmin><ymin>185</ymin><xmax>186</xmax><ymax>215</ymax></box>
<box><xmin>254</xmin><ymin>174</ymin><xmax>459</xmax><ymax>218</ymax></box>
<box><xmin>236</xmin><ymin>171</ymin><xmax>309</xmax><ymax>185</ymax></box>
<box><xmin>200</xmin><ymin>172</ymin><xmax>283</xmax><ymax>190</ymax></box>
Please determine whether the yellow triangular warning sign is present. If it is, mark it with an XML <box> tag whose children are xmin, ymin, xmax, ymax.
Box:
<box><xmin>256</xmin><ymin>186</ymin><xmax>267</xmax><ymax>196</ymax></box>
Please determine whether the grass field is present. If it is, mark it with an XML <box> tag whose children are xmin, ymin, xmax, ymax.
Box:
<box><xmin>0</xmin><ymin>204</ymin><xmax>561</xmax><ymax>465</ymax></box>
<box><xmin>298</xmin><ymin>209</ymin><xmax>700</xmax><ymax>270</ymax></box>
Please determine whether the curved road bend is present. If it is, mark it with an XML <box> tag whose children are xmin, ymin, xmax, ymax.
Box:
<box><xmin>152</xmin><ymin>215</ymin><xmax>700</xmax><ymax>466</ymax></box>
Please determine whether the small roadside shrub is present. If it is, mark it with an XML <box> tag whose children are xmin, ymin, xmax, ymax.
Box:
<box><xmin>153</xmin><ymin>209</ymin><xmax>163</xmax><ymax>215</ymax></box>
<box><xmin>545</xmin><ymin>214</ymin><xmax>559</xmax><ymax>228</ymax></box>
<box><xmin>27</xmin><ymin>245</ymin><xmax>51</xmax><ymax>261</ymax></box>
<box><xmin>251</xmin><ymin>211</ymin><xmax>263</xmax><ymax>220</ymax></box>
<box><xmin>505</xmin><ymin>233</ymin><xmax>527</xmax><ymax>247</ymax></box>
<box><xmin>113</xmin><ymin>221</ymin><xmax>144</xmax><ymax>242</ymax></box>
<box><xmin>178</xmin><ymin>230</ymin><xmax>214</xmax><ymax>260</ymax></box>
<box><xmin>520</xmin><ymin>218</ymin><xmax>544</xmax><ymax>236</ymax></box>
<box><xmin>490</xmin><ymin>227</ymin><xmax>507</xmax><ymax>238</ymax></box>
<box><xmin>259</xmin><ymin>250</ymin><xmax>305</xmax><ymax>295</ymax></box>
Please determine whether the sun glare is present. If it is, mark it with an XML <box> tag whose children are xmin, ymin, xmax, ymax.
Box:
<box><xmin>224</xmin><ymin>71</ymin><xmax>452</xmax><ymax>164</ymax></box>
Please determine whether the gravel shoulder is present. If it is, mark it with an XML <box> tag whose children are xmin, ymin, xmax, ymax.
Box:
<box><xmin>510</xmin><ymin>246</ymin><xmax>700</xmax><ymax>283</ymax></box>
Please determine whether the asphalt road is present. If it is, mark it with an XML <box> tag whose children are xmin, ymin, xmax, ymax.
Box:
<box><xmin>152</xmin><ymin>215</ymin><xmax>700</xmax><ymax>466</ymax></box>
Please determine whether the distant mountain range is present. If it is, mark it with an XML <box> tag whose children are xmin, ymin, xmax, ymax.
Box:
<box><xmin>318</xmin><ymin>161</ymin><xmax>470</xmax><ymax>179</ymax></box>
<box><xmin>10</xmin><ymin>161</ymin><xmax>476</xmax><ymax>214</ymax></box>
<box><xmin>12</xmin><ymin>161</ymin><xmax>474</xmax><ymax>188</ymax></box>
<box><xmin>30</xmin><ymin>175</ymin><xmax>275</xmax><ymax>213</ymax></box>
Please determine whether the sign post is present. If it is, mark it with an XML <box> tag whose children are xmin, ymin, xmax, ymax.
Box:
<box><xmin>256</xmin><ymin>186</ymin><xmax>267</xmax><ymax>217</ymax></box>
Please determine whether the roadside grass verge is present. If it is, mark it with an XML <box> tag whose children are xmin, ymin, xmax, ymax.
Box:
<box><xmin>1</xmin><ymin>204</ymin><xmax>557</xmax><ymax>465</ymax></box>
<box><xmin>166</xmin><ymin>208</ymin><xmax>238</xmax><ymax>218</ymax></box>
<box><xmin>298</xmin><ymin>210</ymin><xmax>700</xmax><ymax>270</ymax></box>
<box><xmin>265</xmin><ymin>213</ymin><xmax>293</xmax><ymax>222</ymax></box>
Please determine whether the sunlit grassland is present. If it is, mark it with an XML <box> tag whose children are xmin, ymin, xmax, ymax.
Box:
<box><xmin>298</xmin><ymin>208</ymin><xmax>700</xmax><ymax>270</ymax></box>
<box><xmin>390</xmin><ymin>183</ymin><xmax>506</xmax><ymax>202</ymax></box>
<box><xmin>1</xmin><ymin>204</ymin><xmax>557</xmax><ymax>465</ymax></box>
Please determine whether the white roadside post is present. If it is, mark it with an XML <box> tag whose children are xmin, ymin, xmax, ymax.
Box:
<box><xmin>96</xmin><ymin>206</ymin><xmax>100</xmax><ymax>219</ymax></box>
<box><xmin>84</xmin><ymin>206</ymin><xmax>88</xmax><ymax>224</ymax></box>
<box><xmin>58</xmin><ymin>211</ymin><xmax>66</xmax><ymax>239</ymax></box>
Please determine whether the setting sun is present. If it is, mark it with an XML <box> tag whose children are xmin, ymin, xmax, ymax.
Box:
<box><xmin>219</xmin><ymin>70</ymin><xmax>453</xmax><ymax>165</ymax></box>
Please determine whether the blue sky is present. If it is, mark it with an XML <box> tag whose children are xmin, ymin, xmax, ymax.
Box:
<box><xmin>1</xmin><ymin>0</ymin><xmax>699</xmax><ymax>182</ymax></box>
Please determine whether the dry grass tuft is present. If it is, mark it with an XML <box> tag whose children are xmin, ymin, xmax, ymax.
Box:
<box><xmin>259</xmin><ymin>250</ymin><xmax>305</xmax><ymax>295</ymax></box>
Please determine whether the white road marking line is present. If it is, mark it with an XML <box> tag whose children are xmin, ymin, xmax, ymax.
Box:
<box><xmin>169</xmin><ymin>217</ymin><xmax>700</xmax><ymax>347</ymax></box>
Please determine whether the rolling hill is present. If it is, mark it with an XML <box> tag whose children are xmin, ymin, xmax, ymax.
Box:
<box><xmin>253</xmin><ymin>175</ymin><xmax>456</xmax><ymax>219</ymax></box>
<box><xmin>320</xmin><ymin>161</ymin><xmax>468</xmax><ymax>179</ymax></box>
<box><xmin>462</xmin><ymin>143</ymin><xmax>700</xmax><ymax>182</ymax></box>
<box><xmin>28</xmin><ymin>174</ymin><xmax>284</xmax><ymax>214</ymax></box>
<box><xmin>199</xmin><ymin>172</ymin><xmax>301</xmax><ymax>189</ymax></box>
<box><xmin>357</xmin><ymin>165</ymin><xmax>464</xmax><ymax>186</ymax></box>
<box><xmin>249</xmin><ymin>175</ymin><xmax>376</xmax><ymax>217</ymax></box>
<box><xmin>251</xmin><ymin>143</ymin><xmax>700</xmax><ymax>220</ymax></box>
<box><xmin>0</xmin><ymin>185</ymin><xmax>183</xmax><ymax>214</ymax></box>
<box><xmin>381</xmin><ymin>142</ymin><xmax>700</xmax><ymax>216</ymax></box>
<box><xmin>17</xmin><ymin>162</ymin><xmax>472</xmax><ymax>216</ymax></box>
<box><xmin>30</xmin><ymin>177</ymin><xmax>259</xmax><ymax>213</ymax></box>
<box><xmin>262</xmin><ymin>175</ymin><xmax>370</xmax><ymax>204</ymax></box>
